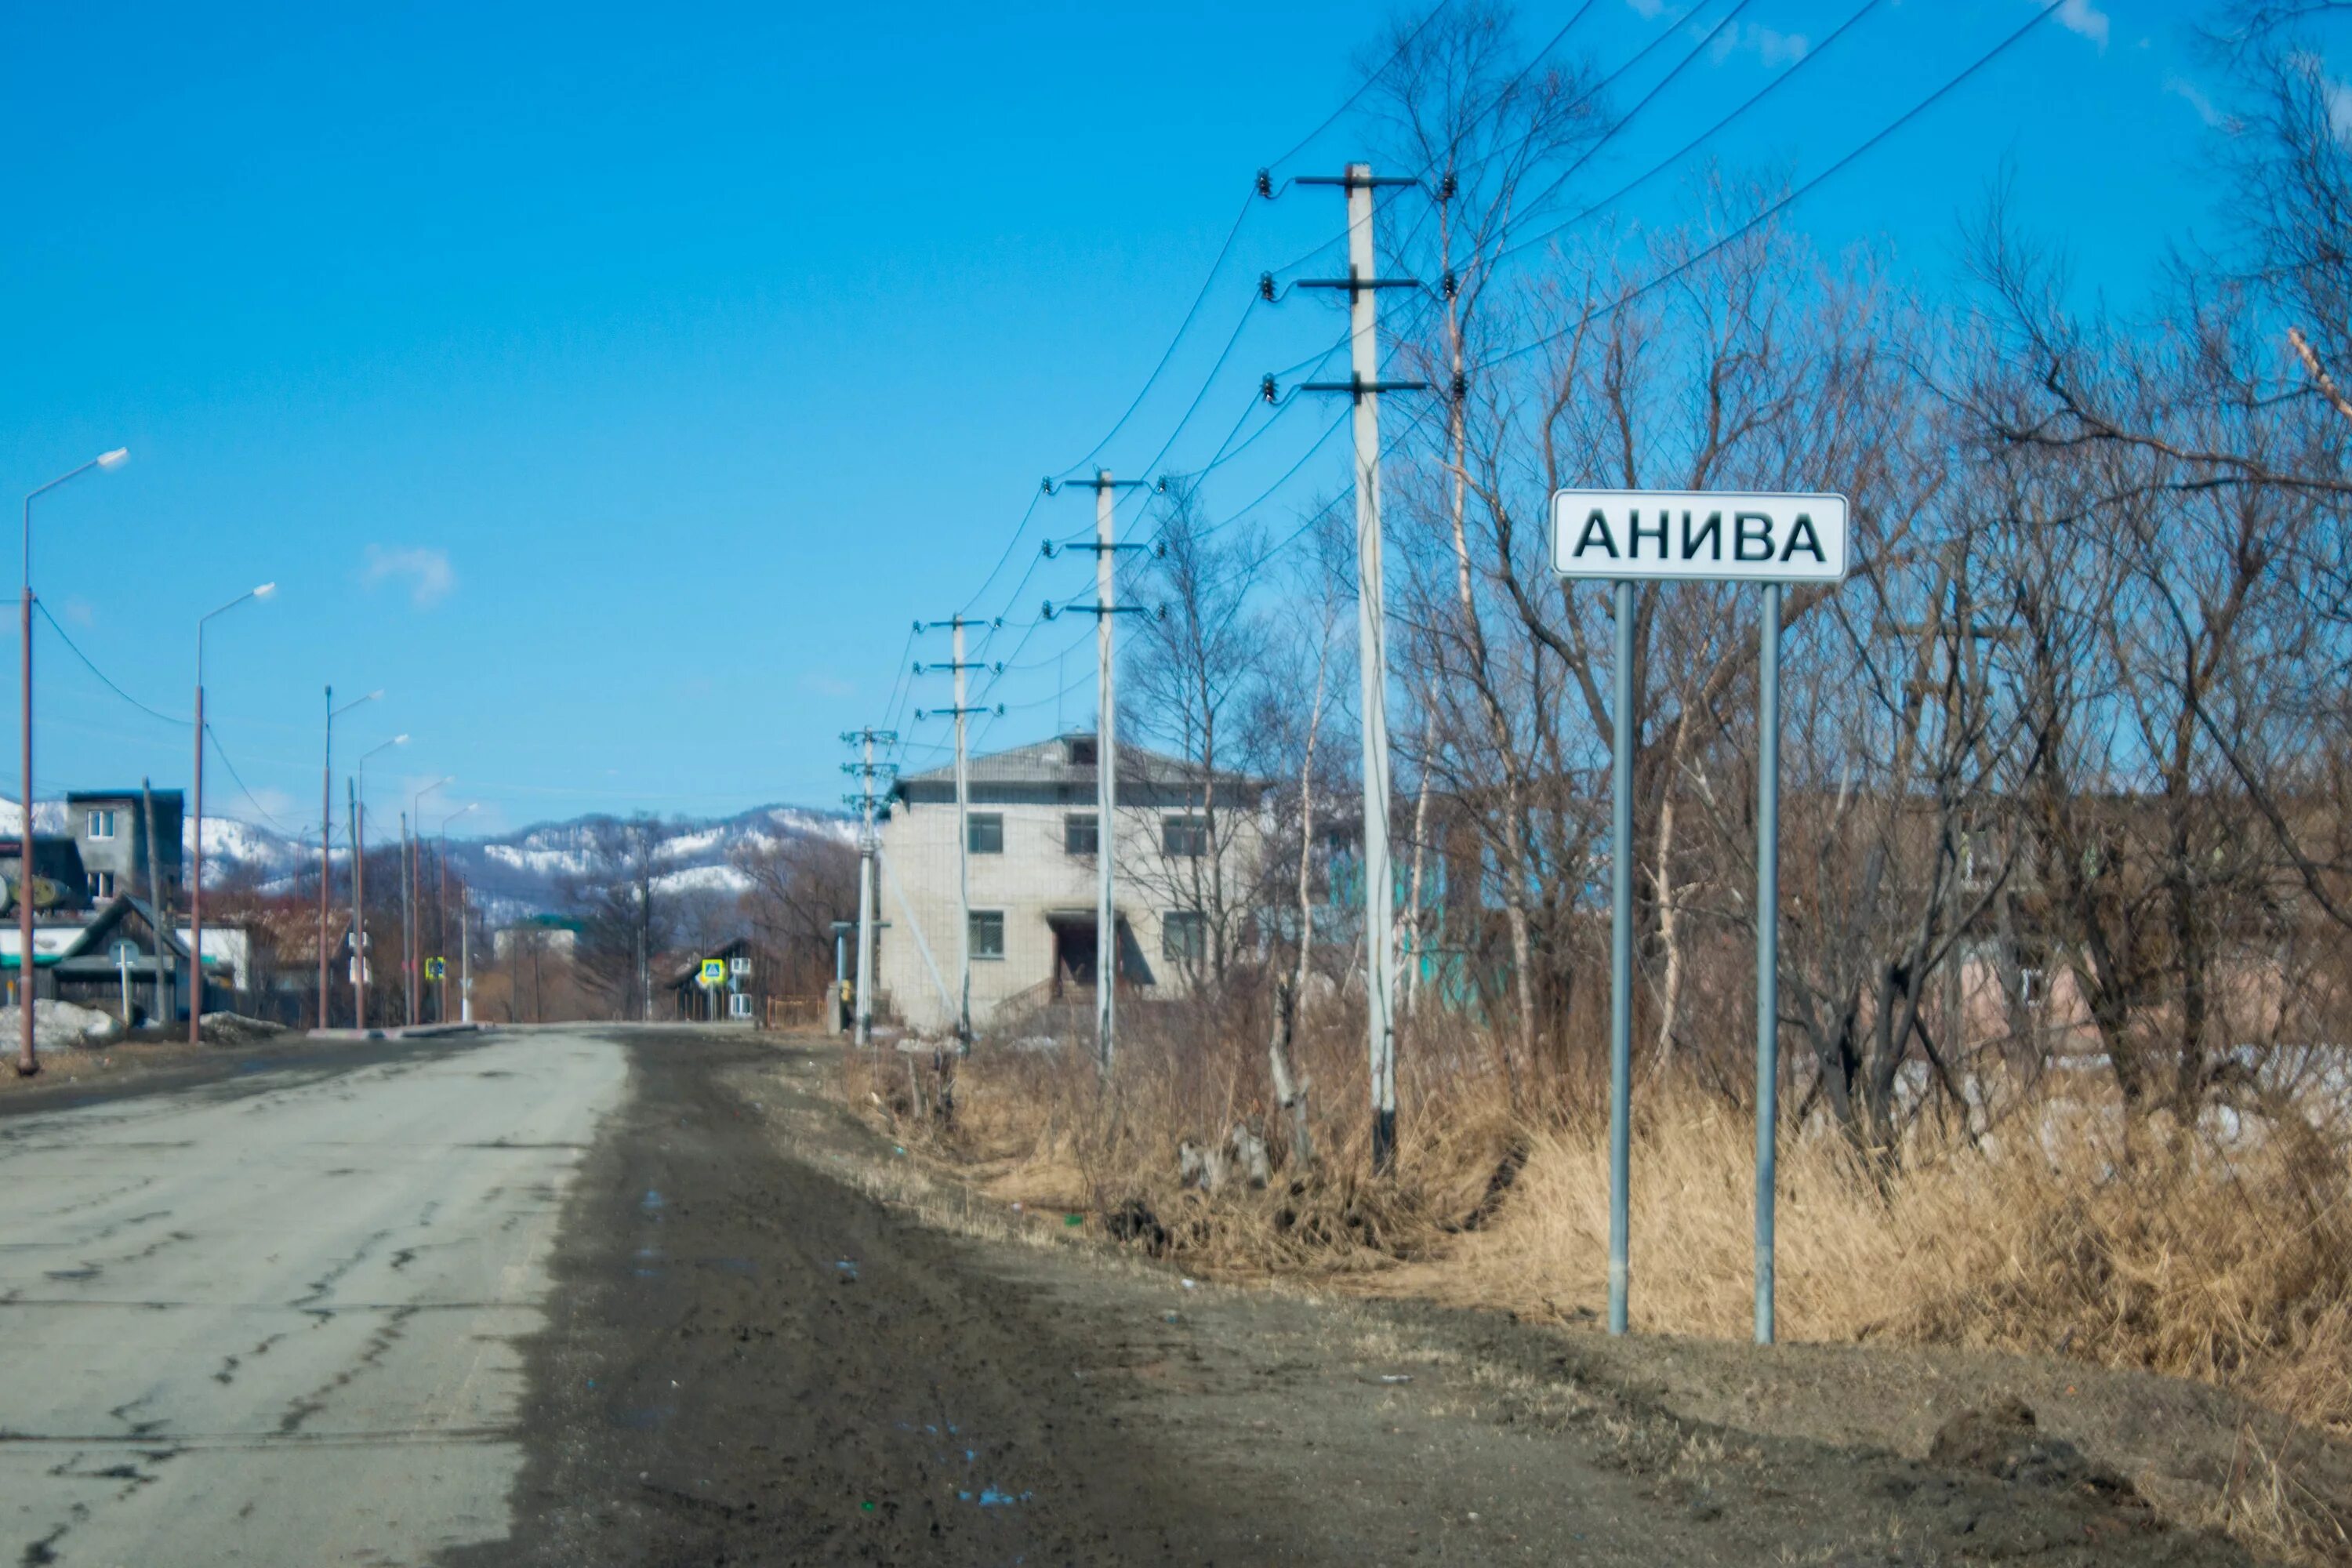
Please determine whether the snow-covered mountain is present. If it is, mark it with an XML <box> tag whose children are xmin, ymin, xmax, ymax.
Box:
<box><xmin>3</xmin><ymin>796</ymin><xmax>852</xmax><ymax>922</ymax></box>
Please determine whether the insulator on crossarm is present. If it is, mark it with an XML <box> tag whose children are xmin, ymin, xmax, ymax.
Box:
<box><xmin>1452</xmin><ymin>371</ymin><xmax>1469</xmax><ymax>402</ymax></box>
<box><xmin>1255</xmin><ymin>169</ymin><xmax>1273</xmax><ymax>199</ymax></box>
<box><xmin>1041</xmin><ymin>540</ymin><xmax>1058</xmax><ymax>559</ymax></box>
<box><xmin>1261</xmin><ymin>374</ymin><xmax>1278</xmax><ymax>405</ymax></box>
<box><xmin>1258</xmin><ymin>271</ymin><xmax>1276</xmax><ymax>303</ymax></box>
<box><xmin>1437</xmin><ymin>172</ymin><xmax>1457</xmax><ymax>202</ymax></box>
<box><xmin>1442</xmin><ymin>269</ymin><xmax>1458</xmax><ymax>301</ymax></box>
<box><xmin>1040</xmin><ymin>601</ymin><xmax>1058</xmax><ymax>622</ymax></box>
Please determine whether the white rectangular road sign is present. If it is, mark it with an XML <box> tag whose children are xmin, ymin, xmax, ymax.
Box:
<box><xmin>1551</xmin><ymin>489</ymin><xmax>1849</xmax><ymax>583</ymax></box>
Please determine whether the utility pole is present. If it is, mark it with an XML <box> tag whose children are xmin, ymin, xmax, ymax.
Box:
<box><xmin>321</xmin><ymin>688</ymin><xmax>379</xmax><ymax>1029</ymax></box>
<box><xmin>1042</xmin><ymin>470</ymin><xmax>1153</xmax><ymax>1076</ymax></box>
<box><xmin>400</xmin><ymin>811</ymin><xmax>413</xmax><ymax>1026</ymax></box>
<box><xmin>350</xmin><ymin>779</ymin><xmax>363</xmax><ymax>1029</ymax></box>
<box><xmin>913</xmin><ymin>616</ymin><xmax>1000</xmax><ymax>1051</ymax></box>
<box><xmin>1289</xmin><ymin>162</ymin><xmax>1429</xmax><ymax>1174</ymax></box>
<box><xmin>458</xmin><ymin>873</ymin><xmax>472</xmax><ymax>1023</ymax></box>
<box><xmin>840</xmin><ymin>728</ymin><xmax>898</xmax><ymax>1050</ymax></box>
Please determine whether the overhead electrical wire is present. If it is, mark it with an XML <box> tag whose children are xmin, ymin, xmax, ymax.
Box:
<box><xmin>1481</xmin><ymin>0</ymin><xmax>2071</xmax><ymax>374</ymax></box>
<box><xmin>1496</xmin><ymin>0</ymin><xmax>1888</xmax><ymax>265</ymax></box>
<box><xmin>35</xmin><ymin>603</ymin><xmax>189</xmax><ymax>728</ymax></box>
<box><xmin>205</xmin><ymin>723</ymin><xmax>292</xmax><ymax>833</ymax></box>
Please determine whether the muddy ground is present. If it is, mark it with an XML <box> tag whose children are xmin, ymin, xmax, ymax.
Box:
<box><xmin>439</xmin><ymin>1030</ymin><xmax>2302</xmax><ymax>1566</ymax></box>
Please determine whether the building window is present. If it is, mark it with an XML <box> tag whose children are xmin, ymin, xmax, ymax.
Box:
<box><xmin>1066</xmin><ymin>736</ymin><xmax>1098</xmax><ymax>766</ymax></box>
<box><xmin>1163</xmin><ymin>815</ymin><xmax>1210</xmax><ymax>858</ymax></box>
<box><xmin>86</xmin><ymin>809</ymin><xmax>117</xmax><ymax>840</ymax></box>
<box><xmin>967</xmin><ymin>813</ymin><xmax>1004</xmax><ymax>855</ymax></box>
<box><xmin>969</xmin><ymin>910</ymin><xmax>1005</xmax><ymax>960</ymax></box>
<box><xmin>89</xmin><ymin>871</ymin><xmax>114</xmax><ymax>900</ymax></box>
<box><xmin>728</xmin><ymin>992</ymin><xmax>753</xmax><ymax>1019</ymax></box>
<box><xmin>1065</xmin><ymin>813</ymin><xmax>1098</xmax><ymax>855</ymax></box>
<box><xmin>1162</xmin><ymin>910</ymin><xmax>1207</xmax><ymax>964</ymax></box>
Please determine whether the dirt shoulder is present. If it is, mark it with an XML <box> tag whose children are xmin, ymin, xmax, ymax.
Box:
<box><xmin>449</xmin><ymin>1031</ymin><xmax>2268</xmax><ymax>1566</ymax></box>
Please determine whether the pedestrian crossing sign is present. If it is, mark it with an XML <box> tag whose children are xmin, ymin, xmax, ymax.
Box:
<box><xmin>425</xmin><ymin>956</ymin><xmax>446</xmax><ymax>980</ymax></box>
<box><xmin>700</xmin><ymin>958</ymin><xmax>726</xmax><ymax>986</ymax></box>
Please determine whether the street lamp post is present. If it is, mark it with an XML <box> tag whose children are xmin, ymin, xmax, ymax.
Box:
<box><xmin>354</xmin><ymin>735</ymin><xmax>407</xmax><ymax>1030</ymax></box>
<box><xmin>437</xmin><ymin>803</ymin><xmax>474</xmax><ymax>1023</ymax></box>
<box><xmin>190</xmin><ymin>583</ymin><xmax>277</xmax><ymax>1046</ymax></box>
<box><xmin>407</xmin><ymin>777</ymin><xmax>452</xmax><ymax>1025</ymax></box>
<box><xmin>16</xmin><ymin>448</ymin><xmax>127</xmax><ymax>1076</ymax></box>
<box><xmin>321</xmin><ymin>688</ymin><xmax>381</xmax><ymax>1027</ymax></box>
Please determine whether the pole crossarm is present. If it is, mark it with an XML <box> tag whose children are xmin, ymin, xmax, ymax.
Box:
<box><xmin>1298</xmin><ymin>377</ymin><xmax>1433</xmax><ymax>397</ymax></box>
<box><xmin>1294</xmin><ymin>277</ymin><xmax>1424</xmax><ymax>292</ymax></box>
<box><xmin>1293</xmin><ymin>172</ymin><xmax>1425</xmax><ymax>189</ymax></box>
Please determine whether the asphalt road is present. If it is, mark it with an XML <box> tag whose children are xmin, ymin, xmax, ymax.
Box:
<box><xmin>0</xmin><ymin>1027</ymin><xmax>2261</xmax><ymax>1566</ymax></box>
<box><xmin>0</xmin><ymin>1027</ymin><xmax>626</xmax><ymax>1566</ymax></box>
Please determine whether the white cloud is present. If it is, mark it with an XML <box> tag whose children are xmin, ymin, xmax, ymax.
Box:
<box><xmin>2163</xmin><ymin>73</ymin><xmax>2227</xmax><ymax>128</ymax></box>
<box><xmin>60</xmin><ymin>597</ymin><xmax>96</xmax><ymax>629</ymax></box>
<box><xmin>1710</xmin><ymin>22</ymin><xmax>1808</xmax><ymax>66</ymax></box>
<box><xmin>1625</xmin><ymin>0</ymin><xmax>1668</xmax><ymax>16</ymax></box>
<box><xmin>361</xmin><ymin>545</ymin><xmax>456</xmax><ymax>608</ymax></box>
<box><xmin>2050</xmin><ymin>0</ymin><xmax>2111</xmax><ymax>50</ymax></box>
<box><xmin>798</xmin><ymin>671</ymin><xmax>857</xmax><ymax>699</ymax></box>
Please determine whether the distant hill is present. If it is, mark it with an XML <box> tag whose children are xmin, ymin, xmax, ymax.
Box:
<box><xmin>0</xmin><ymin>797</ymin><xmax>853</xmax><ymax>924</ymax></box>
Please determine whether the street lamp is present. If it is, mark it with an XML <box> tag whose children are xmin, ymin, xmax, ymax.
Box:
<box><xmin>320</xmin><ymin>688</ymin><xmax>382</xmax><ymax>1026</ymax></box>
<box><xmin>353</xmin><ymin>734</ymin><xmax>407</xmax><ymax>1030</ymax></box>
<box><xmin>405</xmin><ymin>775</ymin><xmax>452</xmax><ymax>1025</ymax></box>
<box><xmin>17</xmin><ymin>447</ymin><xmax>128</xmax><ymax>1076</ymax></box>
<box><xmin>437</xmin><ymin>803</ymin><xmax>475</xmax><ymax>1023</ymax></box>
<box><xmin>188</xmin><ymin>583</ymin><xmax>276</xmax><ymax>1046</ymax></box>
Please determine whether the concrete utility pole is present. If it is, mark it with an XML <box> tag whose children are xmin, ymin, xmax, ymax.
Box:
<box><xmin>1291</xmin><ymin>163</ymin><xmax>1428</xmax><ymax>1174</ymax></box>
<box><xmin>399</xmin><ymin>811</ymin><xmax>412</xmax><ymax>1025</ymax></box>
<box><xmin>914</xmin><ymin>617</ymin><xmax>1000</xmax><ymax>1051</ymax></box>
<box><xmin>350</xmin><ymin>779</ymin><xmax>363</xmax><ymax>1028</ymax></box>
<box><xmin>19</xmin><ymin>447</ymin><xmax>127</xmax><ymax>1074</ymax></box>
<box><xmin>191</xmin><ymin>582</ymin><xmax>274</xmax><ymax>1044</ymax></box>
<box><xmin>437</xmin><ymin>804</ymin><xmax>474</xmax><ymax>1024</ymax></box>
<box><xmin>458</xmin><ymin>873</ymin><xmax>472</xmax><ymax>1023</ymax></box>
<box><xmin>1042</xmin><ymin>470</ymin><xmax>1153</xmax><ymax>1076</ymax></box>
<box><xmin>354</xmin><ymin>735</ymin><xmax>406</xmax><ymax>1032</ymax></box>
<box><xmin>407</xmin><ymin>776</ymin><xmax>451</xmax><ymax>1025</ymax></box>
<box><xmin>321</xmin><ymin>688</ymin><xmax>381</xmax><ymax>1029</ymax></box>
<box><xmin>840</xmin><ymin>728</ymin><xmax>897</xmax><ymax>1050</ymax></box>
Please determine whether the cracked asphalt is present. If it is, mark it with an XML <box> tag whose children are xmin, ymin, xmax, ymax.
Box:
<box><xmin>0</xmin><ymin>1026</ymin><xmax>624</xmax><ymax>1566</ymax></box>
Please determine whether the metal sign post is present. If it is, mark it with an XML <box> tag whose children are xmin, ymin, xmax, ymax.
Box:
<box><xmin>111</xmin><ymin>938</ymin><xmax>138</xmax><ymax>1026</ymax></box>
<box><xmin>1551</xmin><ymin>489</ymin><xmax>1849</xmax><ymax>1344</ymax></box>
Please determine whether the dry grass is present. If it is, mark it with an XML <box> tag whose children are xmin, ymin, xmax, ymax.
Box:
<box><xmin>850</xmin><ymin>998</ymin><xmax>2352</xmax><ymax>1422</ymax></box>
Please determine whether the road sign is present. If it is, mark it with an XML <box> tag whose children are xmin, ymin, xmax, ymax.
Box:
<box><xmin>1555</xmin><ymin>485</ymin><xmax>1848</xmax><ymax>1349</ymax></box>
<box><xmin>425</xmin><ymin>956</ymin><xmax>446</xmax><ymax>981</ymax></box>
<box><xmin>1551</xmin><ymin>490</ymin><xmax>1849</xmax><ymax>583</ymax></box>
<box><xmin>699</xmin><ymin>958</ymin><xmax>725</xmax><ymax>987</ymax></box>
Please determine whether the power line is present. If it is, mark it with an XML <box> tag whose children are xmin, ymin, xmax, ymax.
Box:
<box><xmin>204</xmin><ymin>723</ymin><xmax>292</xmax><ymax>833</ymax></box>
<box><xmin>1481</xmin><ymin>0</ymin><xmax>2072</xmax><ymax>374</ymax></box>
<box><xmin>1505</xmin><ymin>0</ymin><xmax>1746</xmax><ymax>227</ymax></box>
<box><xmin>34</xmin><ymin>603</ymin><xmax>189</xmax><ymax>728</ymax></box>
<box><xmin>1264</xmin><ymin>0</ymin><xmax>1461</xmax><ymax>172</ymax></box>
<box><xmin>1058</xmin><ymin>186</ymin><xmax>1262</xmax><ymax>479</ymax></box>
<box><xmin>1496</xmin><ymin>0</ymin><xmax>1888</xmax><ymax>265</ymax></box>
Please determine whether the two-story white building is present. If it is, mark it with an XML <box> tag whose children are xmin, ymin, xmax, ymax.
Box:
<box><xmin>875</xmin><ymin>731</ymin><xmax>1268</xmax><ymax>1035</ymax></box>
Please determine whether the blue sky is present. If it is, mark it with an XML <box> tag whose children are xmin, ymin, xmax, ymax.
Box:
<box><xmin>0</xmin><ymin>0</ymin><xmax>2261</xmax><ymax>839</ymax></box>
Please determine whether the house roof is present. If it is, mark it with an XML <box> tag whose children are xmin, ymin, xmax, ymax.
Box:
<box><xmin>666</xmin><ymin>935</ymin><xmax>756</xmax><ymax>987</ymax></box>
<box><xmin>893</xmin><ymin>732</ymin><xmax>1265</xmax><ymax>797</ymax></box>
<box><xmin>66</xmin><ymin>789</ymin><xmax>183</xmax><ymax>804</ymax></box>
<box><xmin>57</xmin><ymin>897</ymin><xmax>191</xmax><ymax>962</ymax></box>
